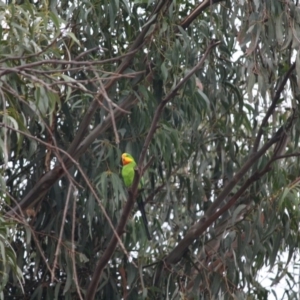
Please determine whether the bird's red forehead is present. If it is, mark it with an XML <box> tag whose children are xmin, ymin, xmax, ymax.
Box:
<box><xmin>122</xmin><ymin>154</ymin><xmax>132</xmax><ymax>165</ymax></box>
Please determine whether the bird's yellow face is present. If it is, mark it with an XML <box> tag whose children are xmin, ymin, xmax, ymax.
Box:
<box><xmin>122</xmin><ymin>153</ymin><xmax>134</xmax><ymax>166</ymax></box>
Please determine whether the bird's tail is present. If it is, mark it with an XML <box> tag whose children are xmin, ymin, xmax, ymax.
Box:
<box><xmin>137</xmin><ymin>197</ymin><xmax>152</xmax><ymax>240</ymax></box>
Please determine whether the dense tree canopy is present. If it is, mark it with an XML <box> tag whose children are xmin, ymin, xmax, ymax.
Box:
<box><xmin>1</xmin><ymin>0</ymin><xmax>300</xmax><ymax>299</ymax></box>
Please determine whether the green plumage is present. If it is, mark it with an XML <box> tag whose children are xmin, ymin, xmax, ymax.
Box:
<box><xmin>121</xmin><ymin>154</ymin><xmax>136</xmax><ymax>188</ymax></box>
<box><xmin>121</xmin><ymin>153</ymin><xmax>151</xmax><ymax>240</ymax></box>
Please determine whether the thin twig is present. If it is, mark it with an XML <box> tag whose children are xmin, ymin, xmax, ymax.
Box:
<box><xmin>0</xmin><ymin>49</ymin><xmax>141</xmax><ymax>77</ymax></box>
<box><xmin>74</xmin><ymin>46</ymin><xmax>103</xmax><ymax>60</ymax></box>
<box><xmin>141</xmin><ymin>156</ymin><xmax>155</xmax><ymax>176</ymax></box>
<box><xmin>271</xmin><ymin>152</ymin><xmax>300</xmax><ymax>161</ymax></box>
<box><xmin>0</xmin><ymin>88</ymin><xmax>8</xmax><ymax>168</ymax></box>
<box><xmin>30</xmin><ymin>224</ymin><xmax>59</xmax><ymax>282</ymax></box>
<box><xmin>75</xmin><ymin>164</ymin><xmax>135</xmax><ymax>265</ymax></box>
<box><xmin>52</xmin><ymin>184</ymin><xmax>73</xmax><ymax>282</ymax></box>
<box><xmin>71</xmin><ymin>192</ymin><xmax>84</xmax><ymax>300</ymax></box>
<box><xmin>0</xmin><ymin>124</ymin><xmax>80</xmax><ymax>191</ymax></box>
<box><xmin>96</xmin><ymin>73</ymin><xmax>120</xmax><ymax>144</ymax></box>
<box><xmin>0</xmin><ymin>30</ymin><xmax>65</xmax><ymax>64</ymax></box>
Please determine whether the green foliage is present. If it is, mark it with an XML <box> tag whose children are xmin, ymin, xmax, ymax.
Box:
<box><xmin>1</xmin><ymin>0</ymin><xmax>300</xmax><ymax>299</ymax></box>
<box><xmin>0</xmin><ymin>218</ymin><xmax>23</xmax><ymax>298</ymax></box>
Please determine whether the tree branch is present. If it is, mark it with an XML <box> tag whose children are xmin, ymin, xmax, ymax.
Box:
<box><xmin>84</xmin><ymin>2</ymin><xmax>177</xmax><ymax>298</ymax></box>
<box><xmin>84</xmin><ymin>33</ymin><xmax>220</xmax><ymax>300</ymax></box>
<box><xmin>4</xmin><ymin>90</ymin><xmax>140</xmax><ymax>217</ymax></box>
<box><xmin>180</xmin><ymin>0</ymin><xmax>226</xmax><ymax>29</ymax></box>
<box><xmin>138</xmin><ymin>40</ymin><xmax>220</xmax><ymax>167</ymax></box>
<box><xmin>0</xmin><ymin>49</ymin><xmax>141</xmax><ymax>77</ymax></box>
<box><xmin>154</xmin><ymin>128</ymin><xmax>285</xmax><ymax>286</ymax></box>
<box><xmin>163</xmin><ymin>129</ymin><xmax>281</xmax><ymax>267</ymax></box>
<box><xmin>84</xmin><ymin>169</ymin><xmax>140</xmax><ymax>300</ymax></box>
<box><xmin>4</xmin><ymin>0</ymin><xmax>169</xmax><ymax>217</ymax></box>
<box><xmin>252</xmin><ymin>62</ymin><xmax>295</xmax><ymax>152</ymax></box>
<box><xmin>5</xmin><ymin>0</ymin><xmax>223</xmax><ymax>218</ymax></box>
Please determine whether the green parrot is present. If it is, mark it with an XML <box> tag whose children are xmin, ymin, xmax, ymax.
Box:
<box><xmin>121</xmin><ymin>153</ymin><xmax>151</xmax><ymax>240</ymax></box>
